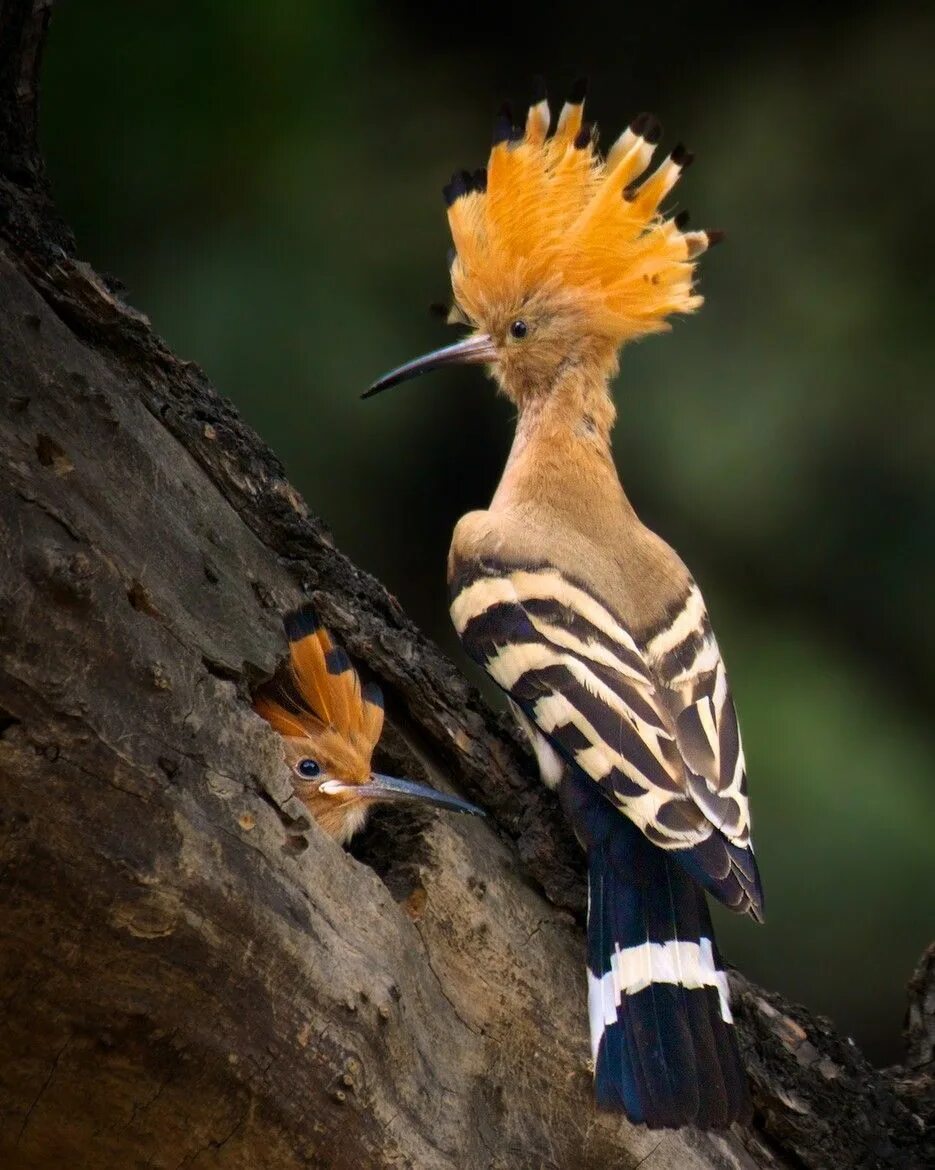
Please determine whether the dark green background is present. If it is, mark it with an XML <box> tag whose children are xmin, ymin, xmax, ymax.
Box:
<box><xmin>41</xmin><ymin>2</ymin><xmax>933</xmax><ymax>1062</ymax></box>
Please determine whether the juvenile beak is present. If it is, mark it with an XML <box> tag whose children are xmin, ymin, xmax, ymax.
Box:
<box><xmin>321</xmin><ymin>774</ymin><xmax>485</xmax><ymax>817</ymax></box>
<box><xmin>363</xmin><ymin>333</ymin><xmax>497</xmax><ymax>399</ymax></box>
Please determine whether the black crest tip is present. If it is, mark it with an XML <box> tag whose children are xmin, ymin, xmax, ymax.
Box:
<box><xmin>568</xmin><ymin>76</ymin><xmax>588</xmax><ymax>105</ymax></box>
<box><xmin>361</xmin><ymin>681</ymin><xmax>384</xmax><ymax>710</ymax></box>
<box><xmin>325</xmin><ymin>646</ymin><xmax>352</xmax><ymax>676</ymax></box>
<box><xmin>674</xmin><ymin>210</ymin><xmax>691</xmax><ymax>230</ymax></box>
<box><xmin>429</xmin><ymin>302</ymin><xmax>450</xmax><ymax>319</ymax></box>
<box><xmin>492</xmin><ymin>113</ymin><xmax>513</xmax><ymax>146</ymax></box>
<box><xmin>705</xmin><ymin>228</ymin><xmax>727</xmax><ymax>248</ymax></box>
<box><xmin>472</xmin><ymin>167</ymin><xmax>488</xmax><ymax>192</ymax></box>
<box><xmin>284</xmin><ymin>604</ymin><xmax>321</xmax><ymax>643</ymax></box>
<box><xmin>442</xmin><ymin>170</ymin><xmax>468</xmax><ymax>207</ymax></box>
<box><xmin>671</xmin><ymin>142</ymin><xmax>695</xmax><ymax>169</ymax></box>
<box><xmin>574</xmin><ymin>122</ymin><xmax>594</xmax><ymax>150</ymax></box>
<box><xmin>628</xmin><ymin>112</ymin><xmax>648</xmax><ymax>136</ymax></box>
<box><xmin>630</xmin><ymin>112</ymin><xmax>662</xmax><ymax>144</ymax></box>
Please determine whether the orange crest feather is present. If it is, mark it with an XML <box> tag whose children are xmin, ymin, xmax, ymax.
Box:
<box><xmin>254</xmin><ymin>607</ymin><xmax>384</xmax><ymax>759</ymax></box>
<box><xmin>445</xmin><ymin>86</ymin><xmax>717</xmax><ymax>343</ymax></box>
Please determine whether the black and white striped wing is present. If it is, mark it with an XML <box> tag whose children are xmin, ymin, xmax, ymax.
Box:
<box><xmin>450</xmin><ymin>562</ymin><xmax>762</xmax><ymax>917</ymax></box>
<box><xmin>644</xmin><ymin>582</ymin><xmax>762</xmax><ymax>917</ymax></box>
<box><xmin>645</xmin><ymin>583</ymin><xmax>751</xmax><ymax>850</ymax></box>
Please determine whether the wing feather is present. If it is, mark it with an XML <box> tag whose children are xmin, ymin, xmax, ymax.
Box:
<box><xmin>646</xmin><ymin>587</ymin><xmax>751</xmax><ymax>847</ymax></box>
<box><xmin>452</xmin><ymin>562</ymin><xmax>762</xmax><ymax>918</ymax></box>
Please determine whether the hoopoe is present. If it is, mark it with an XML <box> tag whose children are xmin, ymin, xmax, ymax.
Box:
<box><xmin>255</xmin><ymin>606</ymin><xmax>483</xmax><ymax>843</ymax></box>
<box><xmin>367</xmin><ymin>81</ymin><xmax>763</xmax><ymax>1128</ymax></box>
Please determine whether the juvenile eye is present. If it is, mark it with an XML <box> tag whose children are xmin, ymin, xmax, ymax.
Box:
<box><xmin>509</xmin><ymin>319</ymin><xmax>528</xmax><ymax>339</ymax></box>
<box><xmin>295</xmin><ymin>758</ymin><xmax>321</xmax><ymax>779</ymax></box>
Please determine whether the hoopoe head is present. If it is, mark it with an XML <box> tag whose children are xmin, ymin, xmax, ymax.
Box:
<box><xmin>367</xmin><ymin>80</ymin><xmax>720</xmax><ymax>411</ymax></box>
<box><xmin>254</xmin><ymin>606</ymin><xmax>483</xmax><ymax>844</ymax></box>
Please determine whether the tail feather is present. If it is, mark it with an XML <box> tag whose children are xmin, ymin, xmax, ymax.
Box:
<box><xmin>663</xmin><ymin>866</ymin><xmax>731</xmax><ymax>1129</ymax></box>
<box><xmin>588</xmin><ymin>865</ymin><xmax>646</xmax><ymax>1121</ymax></box>
<box><xmin>568</xmin><ymin>770</ymin><xmax>750</xmax><ymax>1129</ymax></box>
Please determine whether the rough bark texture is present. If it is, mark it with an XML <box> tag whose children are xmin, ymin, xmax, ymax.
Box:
<box><xmin>0</xmin><ymin>3</ymin><xmax>931</xmax><ymax>1167</ymax></box>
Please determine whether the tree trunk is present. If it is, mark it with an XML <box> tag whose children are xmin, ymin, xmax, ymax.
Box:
<box><xmin>0</xmin><ymin>3</ymin><xmax>930</xmax><ymax>1167</ymax></box>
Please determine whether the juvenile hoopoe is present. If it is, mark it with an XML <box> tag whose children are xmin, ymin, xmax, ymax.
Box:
<box><xmin>367</xmin><ymin>82</ymin><xmax>763</xmax><ymax>1128</ymax></box>
<box><xmin>255</xmin><ymin>606</ymin><xmax>483</xmax><ymax>843</ymax></box>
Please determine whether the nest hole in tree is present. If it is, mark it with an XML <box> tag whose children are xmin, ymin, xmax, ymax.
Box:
<box><xmin>347</xmin><ymin>715</ymin><xmax>439</xmax><ymax>909</ymax></box>
<box><xmin>0</xmin><ymin>707</ymin><xmax>21</xmax><ymax>737</ymax></box>
<box><xmin>247</xmin><ymin>634</ymin><xmax>439</xmax><ymax>904</ymax></box>
<box><xmin>348</xmin><ymin>795</ymin><xmax>436</xmax><ymax>909</ymax></box>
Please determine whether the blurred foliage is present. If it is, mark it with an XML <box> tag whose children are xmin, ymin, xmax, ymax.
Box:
<box><xmin>42</xmin><ymin>1</ymin><xmax>933</xmax><ymax>1062</ymax></box>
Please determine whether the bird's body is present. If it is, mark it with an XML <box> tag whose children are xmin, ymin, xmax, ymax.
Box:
<box><xmin>449</xmin><ymin>394</ymin><xmax>756</xmax><ymax>914</ymax></box>
<box><xmin>447</xmin><ymin>376</ymin><xmax>757</xmax><ymax>1126</ymax></box>
<box><xmin>368</xmin><ymin>81</ymin><xmax>763</xmax><ymax>1128</ymax></box>
<box><xmin>255</xmin><ymin>606</ymin><xmax>483</xmax><ymax>842</ymax></box>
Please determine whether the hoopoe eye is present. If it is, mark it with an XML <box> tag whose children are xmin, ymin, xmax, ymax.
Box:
<box><xmin>509</xmin><ymin>319</ymin><xmax>528</xmax><ymax>340</ymax></box>
<box><xmin>295</xmin><ymin>758</ymin><xmax>321</xmax><ymax>779</ymax></box>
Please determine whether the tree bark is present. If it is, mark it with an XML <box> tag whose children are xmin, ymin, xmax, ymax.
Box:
<box><xmin>0</xmin><ymin>3</ymin><xmax>930</xmax><ymax>1167</ymax></box>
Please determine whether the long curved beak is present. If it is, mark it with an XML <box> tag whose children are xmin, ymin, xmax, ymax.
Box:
<box><xmin>321</xmin><ymin>774</ymin><xmax>484</xmax><ymax>817</ymax></box>
<box><xmin>363</xmin><ymin>333</ymin><xmax>496</xmax><ymax>400</ymax></box>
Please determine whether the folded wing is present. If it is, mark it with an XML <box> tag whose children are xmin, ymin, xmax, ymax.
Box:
<box><xmin>450</xmin><ymin>560</ymin><xmax>763</xmax><ymax>918</ymax></box>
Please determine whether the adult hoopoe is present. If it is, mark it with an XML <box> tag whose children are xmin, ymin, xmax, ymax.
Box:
<box><xmin>367</xmin><ymin>82</ymin><xmax>763</xmax><ymax>1128</ymax></box>
<box><xmin>255</xmin><ymin>605</ymin><xmax>483</xmax><ymax>843</ymax></box>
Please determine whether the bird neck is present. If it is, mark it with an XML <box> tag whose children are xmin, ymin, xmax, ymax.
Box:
<box><xmin>491</xmin><ymin>365</ymin><xmax>633</xmax><ymax>523</ymax></box>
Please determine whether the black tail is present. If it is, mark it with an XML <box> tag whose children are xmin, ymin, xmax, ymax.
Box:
<box><xmin>563</xmin><ymin>771</ymin><xmax>750</xmax><ymax>1128</ymax></box>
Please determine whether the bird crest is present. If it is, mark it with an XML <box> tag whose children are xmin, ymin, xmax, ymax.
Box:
<box><xmin>254</xmin><ymin>605</ymin><xmax>484</xmax><ymax>842</ymax></box>
<box><xmin>254</xmin><ymin>606</ymin><xmax>384</xmax><ymax>782</ymax></box>
<box><xmin>444</xmin><ymin>80</ymin><xmax>720</xmax><ymax>346</ymax></box>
